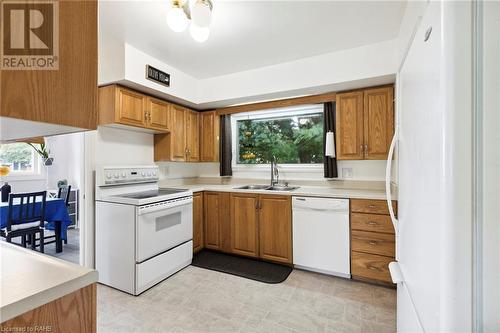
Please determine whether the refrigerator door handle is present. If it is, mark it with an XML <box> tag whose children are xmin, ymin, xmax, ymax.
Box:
<box><xmin>386</xmin><ymin>128</ymin><xmax>399</xmax><ymax>236</ymax></box>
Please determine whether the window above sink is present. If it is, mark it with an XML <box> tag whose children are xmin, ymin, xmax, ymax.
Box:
<box><xmin>231</xmin><ymin>104</ymin><xmax>324</xmax><ymax>173</ymax></box>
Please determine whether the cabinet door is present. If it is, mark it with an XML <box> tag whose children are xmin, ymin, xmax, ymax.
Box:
<box><xmin>204</xmin><ymin>192</ymin><xmax>230</xmax><ymax>251</ymax></box>
<box><xmin>335</xmin><ymin>91</ymin><xmax>364</xmax><ymax>160</ymax></box>
<box><xmin>170</xmin><ymin>105</ymin><xmax>187</xmax><ymax>161</ymax></box>
<box><xmin>230</xmin><ymin>193</ymin><xmax>259</xmax><ymax>257</ymax></box>
<box><xmin>186</xmin><ymin>111</ymin><xmax>200</xmax><ymax>162</ymax></box>
<box><xmin>1</xmin><ymin>1</ymin><xmax>98</xmax><ymax>132</ymax></box>
<box><xmin>193</xmin><ymin>192</ymin><xmax>204</xmax><ymax>253</ymax></box>
<box><xmin>258</xmin><ymin>195</ymin><xmax>292</xmax><ymax>264</ymax></box>
<box><xmin>363</xmin><ymin>87</ymin><xmax>394</xmax><ymax>160</ymax></box>
<box><xmin>200</xmin><ymin>111</ymin><xmax>220</xmax><ymax>162</ymax></box>
<box><xmin>147</xmin><ymin>98</ymin><xmax>170</xmax><ymax>131</ymax></box>
<box><xmin>116</xmin><ymin>88</ymin><xmax>146</xmax><ymax>127</ymax></box>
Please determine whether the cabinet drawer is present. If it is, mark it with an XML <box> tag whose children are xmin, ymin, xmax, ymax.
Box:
<box><xmin>351</xmin><ymin>199</ymin><xmax>397</xmax><ymax>215</ymax></box>
<box><xmin>351</xmin><ymin>230</ymin><xmax>395</xmax><ymax>257</ymax></box>
<box><xmin>351</xmin><ymin>251</ymin><xmax>393</xmax><ymax>283</ymax></box>
<box><xmin>351</xmin><ymin>213</ymin><xmax>394</xmax><ymax>234</ymax></box>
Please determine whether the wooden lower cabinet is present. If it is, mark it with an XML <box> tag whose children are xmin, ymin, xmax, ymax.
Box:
<box><xmin>351</xmin><ymin>252</ymin><xmax>393</xmax><ymax>283</ymax></box>
<box><xmin>192</xmin><ymin>192</ymin><xmax>204</xmax><ymax>253</ymax></box>
<box><xmin>203</xmin><ymin>192</ymin><xmax>231</xmax><ymax>252</ymax></box>
<box><xmin>228</xmin><ymin>193</ymin><xmax>292</xmax><ymax>263</ymax></box>
<box><xmin>259</xmin><ymin>195</ymin><xmax>292</xmax><ymax>264</ymax></box>
<box><xmin>350</xmin><ymin>199</ymin><xmax>396</xmax><ymax>285</ymax></box>
<box><xmin>351</xmin><ymin>230</ymin><xmax>395</xmax><ymax>257</ymax></box>
<box><xmin>230</xmin><ymin>193</ymin><xmax>259</xmax><ymax>257</ymax></box>
<box><xmin>0</xmin><ymin>284</ymin><xmax>96</xmax><ymax>332</ymax></box>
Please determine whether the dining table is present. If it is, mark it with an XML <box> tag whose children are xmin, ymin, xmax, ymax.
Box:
<box><xmin>0</xmin><ymin>197</ymin><xmax>72</xmax><ymax>253</ymax></box>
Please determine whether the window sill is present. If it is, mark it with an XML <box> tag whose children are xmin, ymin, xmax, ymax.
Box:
<box><xmin>0</xmin><ymin>174</ymin><xmax>46</xmax><ymax>182</ymax></box>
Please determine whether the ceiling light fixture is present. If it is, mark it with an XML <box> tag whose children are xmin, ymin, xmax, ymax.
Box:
<box><xmin>166</xmin><ymin>0</ymin><xmax>213</xmax><ymax>43</ymax></box>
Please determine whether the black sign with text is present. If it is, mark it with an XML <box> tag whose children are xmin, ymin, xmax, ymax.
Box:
<box><xmin>146</xmin><ymin>65</ymin><xmax>170</xmax><ymax>87</ymax></box>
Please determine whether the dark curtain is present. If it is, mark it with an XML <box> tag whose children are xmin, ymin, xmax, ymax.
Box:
<box><xmin>219</xmin><ymin>115</ymin><xmax>233</xmax><ymax>176</ymax></box>
<box><xmin>323</xmin><ymin>102</ymin><xmax>338</xmax><ymax>178</ymax></box>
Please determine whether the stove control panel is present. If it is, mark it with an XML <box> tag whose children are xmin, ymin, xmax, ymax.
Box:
<box><xmin>99</xmin><ymin>166</ymin><xmax>159</xmax><ymax>186</ymax></box>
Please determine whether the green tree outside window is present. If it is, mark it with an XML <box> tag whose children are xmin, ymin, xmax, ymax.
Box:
<box><xmin>237</xmin><ymin>113</ymin><xmax>323</xmax><ymax>164</ymax></box>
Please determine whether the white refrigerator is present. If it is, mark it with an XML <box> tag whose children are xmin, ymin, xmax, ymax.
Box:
<box><xmin>386</xmin><ymin>1</ymin><xmax>473</xmax><ymax>332</ymax></box>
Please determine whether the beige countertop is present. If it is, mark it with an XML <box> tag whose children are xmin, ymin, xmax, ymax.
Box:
<box><xmin>0</xmin><ymin>242</ymin><xmax>98</xmax><ymax>323</ymax></box>
<box><xmin>159</xmin><ymin>178</ymin><xmax>392</xmax><ymax>200</ymax></box>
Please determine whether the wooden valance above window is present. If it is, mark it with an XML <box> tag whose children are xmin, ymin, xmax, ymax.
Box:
<box><xmin>215</xmin><ymin>91</ymin><xmax>336</xmax><ymax>116</ymax></box>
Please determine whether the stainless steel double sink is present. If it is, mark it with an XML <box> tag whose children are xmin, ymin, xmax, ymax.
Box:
<box><xmin>235</xmin><ymin>184</ymin><xmax>299</xmax><ymax>192</ymax></box>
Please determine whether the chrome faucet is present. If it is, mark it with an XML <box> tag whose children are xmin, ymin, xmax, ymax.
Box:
<box><xmin>270</xmin><ymin>155</ymin><xmax>279</xmax><ymax>186</ymax></box>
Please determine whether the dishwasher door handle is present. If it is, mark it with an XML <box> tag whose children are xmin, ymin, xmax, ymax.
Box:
<box><xmin>293</xmin><ymin>206</ymin><xmax>348</xmax><ymax>213</ymax></box>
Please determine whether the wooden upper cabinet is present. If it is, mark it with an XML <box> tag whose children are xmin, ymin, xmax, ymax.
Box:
<box><xmin>230</xmin><ymin>193</ymin><xmax>259</xmax><ymax>258</ymax></box>
<box><xmin>99</xmin><ymin>85</ymin><xmax>170</xmax><ymax>133</ymax></box>
<box><xmin>258</xmin><ymin>195</ymin><xmax>292</xmax><ymax>264</ymax></box>
<box><xmin>154</xmin><ymin>106</ymin><xmax>202</xmax><ymax>163</ymax></box>
<box><xmin>336</xmin><ymin>91</ymin><xmax>364</xmax><ymax>160</ymax></box>
<box><xmin>200</xmin><ymin>111</ymin><xmax>220</xmax><ymax>162</ymax></box>
<box><xmin>116</xmin><ymin>87</ymin><xmax>146</xmax><ymax>127</ymax></box>
<box><xmin>0</xmin><ymin>1</ymin><xmax>98</xmax><ymax>136</ymax></box>
<box><xmin>186</xmin><ymin>110</ymin><xmax>200</xmax><ymax>162</ymax></box>
<box><xmin>170</xmin><ymin>104</ymin><xmax>187</xmax><ymax>161</ymax></box>
<box><xmin>147</xmin><ymin>97</ymin><xmax>170</xmax><ymax>131</ymax></box>
<box><xmin>363</xmin><ymin>87</ymin><xmax>394</xmax><ymax>159</ymax></box>
<box><xmin>336</xmin><ymin>85</ymin><xmax>394</xmax><ymax>160</ymax></box>
<box><xmin>193</xmin><ymin>192</ymin><xmax>204</xmax><ymax>253</ymax></box>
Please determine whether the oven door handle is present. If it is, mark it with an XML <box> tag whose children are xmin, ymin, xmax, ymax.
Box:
<box><xmin>137</xmin><ymin>197</ymin><xmax>193</xmax><ymax>215</ymax></box>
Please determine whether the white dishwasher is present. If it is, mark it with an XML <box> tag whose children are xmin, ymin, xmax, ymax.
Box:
<box><xmin>292</xmin><ymin>196</ymin><xmax>350</xmax><ymax>278</ymax></box>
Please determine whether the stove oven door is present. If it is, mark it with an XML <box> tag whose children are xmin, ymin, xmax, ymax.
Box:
<box><xmin>135</xmin><ymin>196</ymin><xmax>193</xmax><ymax>262</ymax></box>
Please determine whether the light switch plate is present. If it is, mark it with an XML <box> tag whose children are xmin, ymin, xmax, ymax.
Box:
<box><xmin>342</xmin><ymin>167</ymin><xmax>353</xmax><ymax>179</ymax></box>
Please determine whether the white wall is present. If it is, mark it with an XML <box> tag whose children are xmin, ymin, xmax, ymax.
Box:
<box><xmin>94</xmin><ymin>126</ymin><xmax>153</xmax><ymax>166</ymax></box>
<box><xmin>199</xmin><ymin>40</ymin><xmax>397</xmax><ymax>108</ymax></box>
<box><xmin>123</xmin><ymin>44</ymin><xmax>200</xmax><ymax>106</ymax></box>
<box><xmin>158</xmin><ymin>160</ymin><xmax>387</xmax><ymax>182</ymax></box>
<box><xmin>3</xmin><ymin>178</ymin><xmax>47</xmax><ymax>193</ymax></box>
<box><xmin>45</xmin><ymin>132</ymin><xmax>85</xmax><ymax>190</ymax></box>
<box><xmin>99</xmin><ymin>40</ymin><xmax>398</xmax><ymax>110</ymax></box>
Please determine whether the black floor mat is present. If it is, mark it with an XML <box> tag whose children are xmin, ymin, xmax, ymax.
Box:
<box><xmin>192</xmin><ymin>250</ymin><xmax>292</xmax><ymax>284</ymax></box>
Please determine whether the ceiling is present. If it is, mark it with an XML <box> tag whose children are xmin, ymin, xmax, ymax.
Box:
<box><xmin>99</xmin><ymin>1</ymin><xmax>406</xmax><ymax>79</ymax></box>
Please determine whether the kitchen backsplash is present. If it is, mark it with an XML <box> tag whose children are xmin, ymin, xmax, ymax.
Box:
<box><xmin>157</xmin><ymin>160</ymin><xmax>387</xmax><ymax>182</ymax></box>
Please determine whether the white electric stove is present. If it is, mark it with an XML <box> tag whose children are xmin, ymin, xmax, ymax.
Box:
<box><xmin>95</xmin><ymin>165</ymin><xmax>193</xmax><ymax>295</ymax></box>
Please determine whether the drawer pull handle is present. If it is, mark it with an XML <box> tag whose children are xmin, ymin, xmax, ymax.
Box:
<box><xmin>368</xmin><ymin>241</ymin><xmax>378</xmax><ymax>245</ymax></box>
<box><xmin>367</xmin><ymin>221</ymin><xmax>379</xmax><ymax>225</ymax></box>
<box><xmin>368</xmin><ymin>266</ymin><xmax>380</xmax><ymax>271</ymax></box>
<box><xmin>368</xmin><ymin>205</ymin><xmax>376</xmax><ymax>208</ymax></box>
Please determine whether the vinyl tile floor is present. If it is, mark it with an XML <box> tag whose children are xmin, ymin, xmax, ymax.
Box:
<box><xmin>44</xmin><ymin>228</ymin><xmax>79</xmax><ymax>264</ymax></box>
<box><xmin>97</xmin><ymin>266</ymin><xmax>396</xmax><ymax>333</ymax></box>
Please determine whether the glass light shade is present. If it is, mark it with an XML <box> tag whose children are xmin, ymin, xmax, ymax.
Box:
<box><xmin>191</xmin><ymin>1</ymin><xmax>212</xmax><ymax>28</ymax></box>
<box><xmin>167</xmin><ymin>7</ymin><xmax>188</xmax><ymax>32</ymax></box>
<box><xmin>190</xmin><ymin>23</ymin><xmax>210</xmax><ymax>42</ymax></box>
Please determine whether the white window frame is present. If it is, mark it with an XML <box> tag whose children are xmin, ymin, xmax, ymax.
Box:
<box><xmin>0</xmin><ymin>143</ymin><xmax>45</xmax><ymax>181</ymax></box>
<box><xmin>231</xmin><ymin>104</ymin><xmax>324</xmax><ymax>173</ymax></box>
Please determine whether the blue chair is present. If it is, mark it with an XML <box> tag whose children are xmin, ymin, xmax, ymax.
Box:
<box><xmin>0</xmin><ymin>191</ymin><xmax>46</xmax><ymax>253</ymax></box>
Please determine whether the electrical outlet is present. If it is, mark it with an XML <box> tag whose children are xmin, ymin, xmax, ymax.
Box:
<box><xmin>342</xmin><ymin>167</ymin><xmax>353</xmax><ymax>179</ymax></box>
